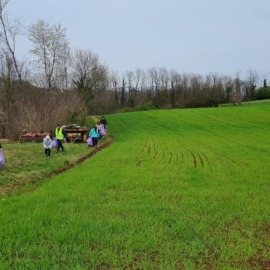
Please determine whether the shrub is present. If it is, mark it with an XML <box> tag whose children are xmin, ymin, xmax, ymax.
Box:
<box><xmin>256</xmin><ymin>87</ymin><xmax>270</xmax><ymax>100</ymax></box>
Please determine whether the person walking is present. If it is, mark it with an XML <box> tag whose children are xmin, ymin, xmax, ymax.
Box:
<box><xmin>89</xmin><ymin>126</ymin><xmax>99</xmax><ymax>146</ymax></box>
<box><xmin>96</xmin><ymin>121</ymin><xmax>102</xmax><ymax>139</ymax></box>
<box><xmin>55</xmin><ymin>124</ymin><xmax>65</xmax><ymax>152</ymax></box>
<box><xmin>100</xmin><ymin>116</ymin><xmax>107</xmax><ymax>129</ymax></box>
<box><xmin>43</xmin><ymin>135</ymin><xmax>52</xmax><ymax>156</ymax></box>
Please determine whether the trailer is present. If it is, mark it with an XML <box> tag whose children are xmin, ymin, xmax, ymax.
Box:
<box><xmin>62</xmin><ymin>125</ymin><xmax>90</xmax><ymax>143</ymax></box>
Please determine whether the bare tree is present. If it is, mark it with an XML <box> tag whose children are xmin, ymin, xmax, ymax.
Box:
<box><xmin>28</xmin><ymin>19</ymin><xmax>69</xmax><ymax>91</ymax></box>
<box><xmin>159</xmin><ymin>67</ymin><xmax>169</xmax><ymax>90</ymax></box>
<box><xmin>244</xmin><ymin>69</ymin><xmax>258</xmax><ymax>100</ymax></box>
<box><xmin>226</xmin><ymin>72</ymin><xmax>243</xmax><ymax>105</ymax></box>
<box><xmin>109</xmin><ymin>70</ymin><xmax>120</xmax><ymax>109</ymax></box>
<box><xmin>0</xmin><ymin>0</ymin><xmax>24</xmax><ymax>84</ymax></box>
<box><xmin>120</xmin><ymin>77</ymin><xmax>126</xmax><ymax>108</ymax></box>
<box><xmin>133</xmin><ymin>68</ymin><xmax>145</xmax><ymax>106</ymax></box>
<box><xmin>203</xmin><ymin>73</ymin><xmax>223</xmax><ymax>107</ymax></box>
<box><xmin>126</xmin><ymin>70</ymin><xmax>138</xmax><ymax>108</ymax></box>
<box><xmin>71</xmin><ymin>48</ymin><xmax>108</xmax><ymax>113</ymax></box>
<box><xmin>169</xmin><ymin>69</ymin><xmax>182</xmax><ymax>107</ymax></box>
<box><xmin>232</xmin><ymin>72</ymin><xmax>244</xmax><ymax>105</ymax></box>
<box><xmin>0</xmin><ymin>109</ymin><xmax>7</xmax><ymax>137</ymax></box>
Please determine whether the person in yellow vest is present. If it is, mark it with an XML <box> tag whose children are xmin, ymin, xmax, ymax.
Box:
<box><xmin>55</xmin><ymin>124</ymin><xmax>65</xmax><ymax>152</ymax></box>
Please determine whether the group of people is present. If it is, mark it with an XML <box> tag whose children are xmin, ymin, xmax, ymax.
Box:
<box><xmin>42</xmin><ymin>116</ymin><xmax>107</xmax><ymax>156</ymax></box>
<box><xmin>87</xmin><ymin>116</ymin><xmax>107</xmax><ymax>147</ymax></box>
<box><xmin>43</xmin><ymin>124</ymin><xmax>66</xmax><ymax>156</ymax></box>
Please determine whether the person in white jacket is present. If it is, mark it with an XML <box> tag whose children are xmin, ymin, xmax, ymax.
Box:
<box><xmin>96</xmin><ymin>122</ymin><xmax>102</xmax><ymax>139</ymax></box>
<box><xmin>43</xmin><ymin>135</ymin><xmax>52</xmax><ymax>156</ymax></box>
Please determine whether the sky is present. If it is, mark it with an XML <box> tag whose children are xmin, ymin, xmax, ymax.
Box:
<box><xmin>7</xmin><ymin>0</ymin><xmax>270</xmax><ymax>77</ymax></box>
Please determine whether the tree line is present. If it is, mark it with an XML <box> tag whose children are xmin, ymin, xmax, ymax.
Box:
<box><xmin>0</xmin><ymin>0</ymin><xmax>269</xmax><ymax>139</ymax></box>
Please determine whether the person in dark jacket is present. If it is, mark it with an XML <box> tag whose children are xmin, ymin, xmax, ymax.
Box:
<box><xmin>100</xmin><ymin>116</ymin><xmax>107</xmax><ymax>129</ymax></box>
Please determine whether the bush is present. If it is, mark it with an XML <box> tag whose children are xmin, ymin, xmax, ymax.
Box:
<box><xmin>136</xmin><ymin>102</ymin><xmax>155</xmax><ymax>111</ymax></box>
<box><xmin>256</xmin><ymin>87</ymin><xmax>270</xmax><ymax>100</ymax></box>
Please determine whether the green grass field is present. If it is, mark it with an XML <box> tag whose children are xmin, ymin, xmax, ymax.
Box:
<box><xmin>0</xmin><ymin>142</ymin><xmax>100</xmax><ymax>196</ymax></box>
<box><xmin>0</xmin><ymin>102</ymin><xmax>270</xmax><ymax>269</ymax></box>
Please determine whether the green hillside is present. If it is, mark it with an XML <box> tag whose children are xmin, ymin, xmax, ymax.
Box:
<box><xmin>0</xmin><ymin>102</ymin><xmax>270</xmax><ymax>269</ymax></box>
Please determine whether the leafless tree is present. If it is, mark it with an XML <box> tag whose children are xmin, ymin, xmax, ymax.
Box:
<box><xmin>159</xmin><ymin>67</ymin><xmax>169</xmax><ymax>90</ymax></box>
<box><xmin>134</xmin><ymin>68</ymin><xmax>146</xmax><ymax>106</ymax></box>
<box><xmin>227</xmin><ymin>72</ymin><xmax>243</xmax><ymax>105</ymax></box>
<box><xmin>108</xmin><ymin>71</ymin><xmax>120</xmax><ymax>109</ymax></box>
<box><xmin>120</xmin><ymin>77</ymin><xmax>126</xmax><ymax>108</ymax></box>
<box><xmin>147</xmin><ymin>67</ymin><xmax>158</xmax><ymax>100</ymax></box>
<box><xmin>0</xmin><ymin>0</ymin><xmax>24</xmax><ymax>84</ymax></box>
<box><xmin>71</xmin><ymin>48</ymin><xmax>108</xmax><ymax>113</ymax></box>
<box><xmin>244</xmin><ymin>69</ymin><xmax>258</xmax><ymax>100</ymax></box>
<box><xmin>126</xmin><ymin>70</ymin><xmax>141</xmax><ymax>108</ymax></box>
<box><xmin>203</xmin><ymin>73</ymin><xmax>223</xmax><ymax>107</ymax></box>
<box><xmin>222</xmin><ymin>75</ymin><xmax>234</xmax><ymax>102</ymax></box>
<box><xmin>28</xmin><ymin>19</ymin><xmax>70</xmax><ymax>91</ymax></box>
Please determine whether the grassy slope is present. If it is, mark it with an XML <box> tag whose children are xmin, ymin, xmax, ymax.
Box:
<box><xmin>0</xmin><ymin>102</ymin><xmax>270</xmax><ymax>269</ymax></box>
<box><xmin>0</xmin><ymin>143</ymin><xmax>96</xmax><ymax>195</ymax></box>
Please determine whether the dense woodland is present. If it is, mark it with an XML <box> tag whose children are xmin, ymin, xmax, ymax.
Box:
<box><xmin>0</xmin><ymin>0</ymin><xmax>270</xmax><ymax>139</ymax></box>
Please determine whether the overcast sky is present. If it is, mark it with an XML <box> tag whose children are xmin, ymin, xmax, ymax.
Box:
<box><xmin>7</xmin><ymin>0</ymin><xmax>270</xmax><ymax>77</ymax></box>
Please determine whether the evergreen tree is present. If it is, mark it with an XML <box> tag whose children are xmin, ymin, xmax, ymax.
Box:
<box><xmin>120</xmin><ymin>78</ymin><xmax>126</xmax><ymax>108</ymax></box>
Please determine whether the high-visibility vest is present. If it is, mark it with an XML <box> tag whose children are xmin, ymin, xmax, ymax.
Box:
<box><xmin>55</xmin><ymin>127</ymin><xmax>64</xmax><ymax>140</ymax></box>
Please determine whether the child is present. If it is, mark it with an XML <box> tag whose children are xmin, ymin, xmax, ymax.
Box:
<box><xmin>43</xmin><ymin>135</ymin><xmax>52</xmax><ymax>156</ymax></box>
<box><xmin>96</xmin><ymin>121</ymin><xmax>102</xmax><ymax>139</ymax></box>
<box><xmin>100</xmin><ymin>116</ymin><xmax>107</xmax><ymax>129</ymax></box>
